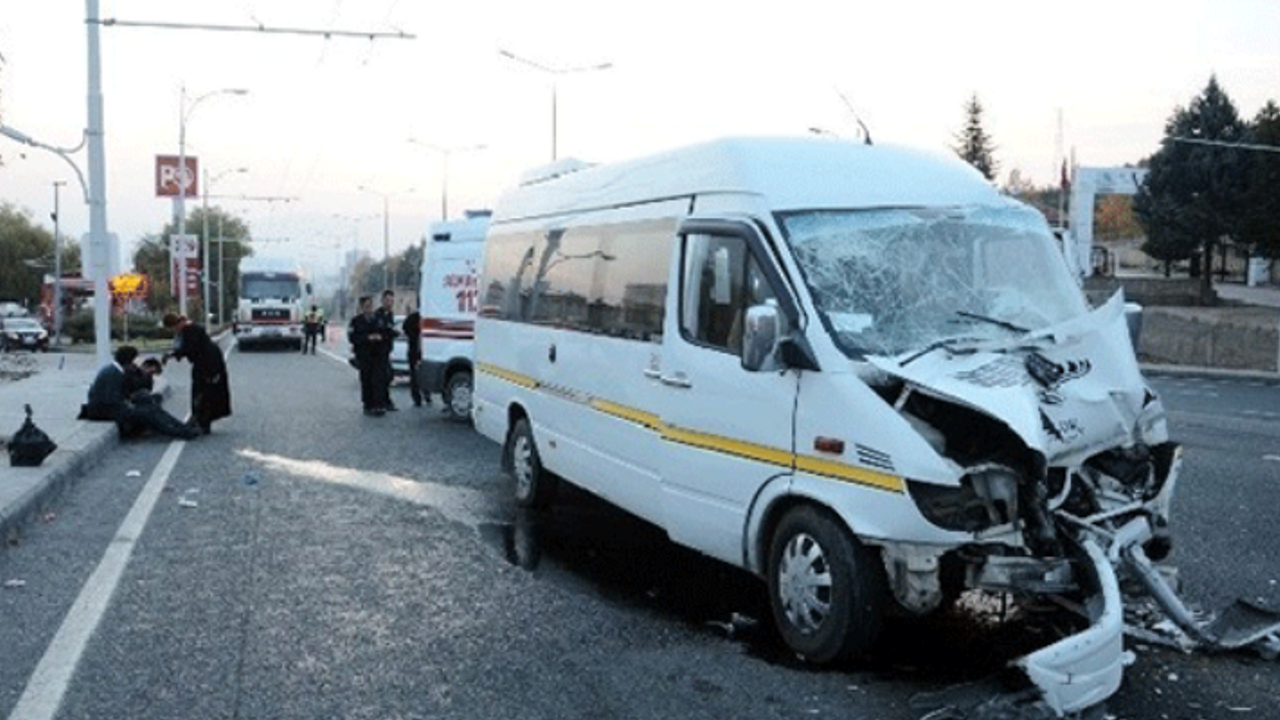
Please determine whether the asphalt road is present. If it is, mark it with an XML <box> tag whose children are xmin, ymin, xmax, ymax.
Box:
<box><xmin>1</xmin><ymin>351</ymin><xmax>1277</xmax><ymax>720</ymax></box>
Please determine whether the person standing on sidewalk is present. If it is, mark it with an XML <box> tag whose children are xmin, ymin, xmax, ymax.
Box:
<box><xmin>162</xmin><ymin>313</ymin><xmax>232</xmax><ymax>434</ymax></box>
<box><xmin>402</xmin><ymin>307</ymin><xmax>427</xmax><ymax>407</ymax></box>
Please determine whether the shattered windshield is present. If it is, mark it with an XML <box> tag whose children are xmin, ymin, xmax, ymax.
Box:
<box><xmin>782</xmin><ymin>206</ymin><xmax>1086</xmax><ymax>358</ymax></box>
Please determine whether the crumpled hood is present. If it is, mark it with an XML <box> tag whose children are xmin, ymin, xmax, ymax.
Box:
<box><xmin>867</xmin><ymin>293</ymin><xmax>1167</xmax><ymax>464</ymax></box>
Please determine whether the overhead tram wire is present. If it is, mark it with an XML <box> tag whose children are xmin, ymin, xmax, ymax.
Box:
<box><xmin>95</xmin><ymin>19</ymin><xmax>416</xmax><ymax>41</ymax></box>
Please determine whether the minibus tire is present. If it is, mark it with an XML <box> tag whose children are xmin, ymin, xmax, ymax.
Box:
<box><xmin>768</xmin><ymin>506</ymin><xmax>886</xmax><ymax>664</ymax></box>
<box><xmin>444</xmin><ymin>371</ymin><xmax>473</xmax><ymax>422</ymax></box>
<box><xmin>509</xmin><ymin>418</ymin><xmax>554</xmax><ymax>508</ymax></box>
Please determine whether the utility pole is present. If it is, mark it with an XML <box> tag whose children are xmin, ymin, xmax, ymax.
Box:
<box><xmin>51</xmin><ymin>180</ymin><xmax>67</xmax><ymax>348</ymax></box>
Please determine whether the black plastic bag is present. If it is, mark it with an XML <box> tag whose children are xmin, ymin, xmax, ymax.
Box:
<box><xmin>9</xmin><ymin>404</ymin><xmax>57</xmax><ymax>467</ymax></box>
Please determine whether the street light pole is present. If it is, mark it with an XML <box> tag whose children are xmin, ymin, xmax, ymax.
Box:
<box><xmin>202</xmin><ymin>167</ymin><xmax>247</xmax><ymax>327</ymax></box>
<box><xmin>406</xmin><ymin>140</ymin><xmax>486</xmax><ymax>221</ymax></box>
<box><xmin>357</xmin><ymin>187</ymin><xmax>414</xmax><ymax>292</ymax></box>
<box><xmin>498</xmin><ymin>50</ymin><xmax>612</xmax><ymax>162</ymax></box>
<box><xmin>52</xmin><ymin>180</ymin><xmax>66</xmax><ymax>348</ymax></box>
<box><xmin>86</xmin><ymin>0</ymin><xmax>111</xmax><ymax>368</ymax></box>
<box><xmin>175</xmin><ymin>85</ymin><xmax>247</xmax><ymax>318</ymax></box>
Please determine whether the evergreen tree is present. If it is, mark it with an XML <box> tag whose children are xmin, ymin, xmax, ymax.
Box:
<box><xmin>1240</xmin><ymin>100</ymin><xmax>1280</xmax><ymax>259</ymax></box>
<box><xmin>953</xmin><ymin>94</ymin><xmax>999</xmax><ymax>181</ymax></box>
<box><xmin>1134</xmin><ymin>76</ymin><xmax>1249</xmax><ymax>303</ymax></box>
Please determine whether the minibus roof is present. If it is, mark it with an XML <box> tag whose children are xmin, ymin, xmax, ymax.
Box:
<box><xmin>493</xmin><ymin>137</ymin><xmax>1010</xmax><ymax>222</ymax></box>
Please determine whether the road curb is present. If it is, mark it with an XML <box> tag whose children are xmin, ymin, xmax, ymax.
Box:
<box><xmin>1</xmin><ymin>423</ymin><xmax>117</xmax><ymax>545</ymax></box>
<box><xmin>1</xmin><ymin>381</ymin><xmax>173</xmax><ymax>546</ymax></box>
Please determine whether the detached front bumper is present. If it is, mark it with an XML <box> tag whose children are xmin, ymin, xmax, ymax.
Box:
<box><xmin>1015</xmin><ymin>538</ymin><xmax>1127</xmax><ymax>716</ymax></box>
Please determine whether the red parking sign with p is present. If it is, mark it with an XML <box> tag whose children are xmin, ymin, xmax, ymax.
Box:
<box><xmin>155</xmin><ymin>155</ymin><xmax>199</xmax><ymax>197</ymax></box>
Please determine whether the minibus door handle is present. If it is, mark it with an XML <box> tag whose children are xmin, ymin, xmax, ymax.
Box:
<box><xmin>659</xmin><ymin>372</ymin><xmax>692</xmax><ymax>389</ymax></box>
<box><xmin>643</xmin><ymin>368</ymin><xmax>662</xmax><ymax>381</ymax></box>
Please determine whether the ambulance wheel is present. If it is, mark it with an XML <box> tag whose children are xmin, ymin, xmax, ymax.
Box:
<box><xmin>444</xmin><ymin>371</ymin><xmax>473</xmax><ymax>422</ymax></box>
<box><xmin>768</xmin><ymin>505</ymin><xmax>886</xmax><ymax>664</ymax></box>
<box><xmin>509</xmin><ymin>418</ymin><xmax>554</xmax><ymax>508</ymax></box>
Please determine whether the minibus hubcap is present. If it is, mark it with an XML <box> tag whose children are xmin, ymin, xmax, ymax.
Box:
<box><xmin>513</xmin><ymin>436</ymin><xmax>534</xmax><ymax>496</ymax></box>
<box><xmin>779</xmin><ymin>533</ymin><xmax>832</xmax><ymax>633</ymax></box>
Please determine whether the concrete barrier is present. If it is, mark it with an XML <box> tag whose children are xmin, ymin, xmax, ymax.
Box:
<box><xmin>1138</xmin><ymin>306</ymin><xmax>1280</xmax><ymax>372</ymax></box>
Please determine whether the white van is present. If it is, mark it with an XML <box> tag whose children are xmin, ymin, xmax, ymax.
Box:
<box><xmin>415</xmin><ymin>211</ymin><xmax>490</xmax><ymax>420</ymax></box>
<box><xmin>472</xmin><ymin>138</ymin><xmax>1183</xmax><ymax>714</ymax></box>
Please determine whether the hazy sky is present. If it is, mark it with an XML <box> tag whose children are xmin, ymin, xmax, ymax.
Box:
<box><xmin>2</xmin><ymin>1</ymin><xmax>1277</xmax><ymax>281</ymax></box>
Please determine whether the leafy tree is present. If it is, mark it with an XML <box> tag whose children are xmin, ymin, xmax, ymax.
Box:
<box><xmin>1240</xmin><ymin>100</ymin><xmax>1280</xmax><ymax>259</ymax></box>
<box><xmin>352</xmin><ymin>242</ymin><xmax>424</xmax><ymax>302</ymax></box>
<box><xmin>1134</xmin><ymin>76</ymin><xmax>1249</xmax><ymax>304</ymax></box>
<box><xmin>0</xmin><ymin>203</ymin><xmax>57</xmax><ymax>307</ymax></box>
<box><xmin>137</xmin><ymin>206</ymin><xmax>252</xmax><ymax>319</ymax></box>
<box><xmin>953</xmin><ymin>94</ymin><xmax>999</xmax><ymax>181</ymax></box>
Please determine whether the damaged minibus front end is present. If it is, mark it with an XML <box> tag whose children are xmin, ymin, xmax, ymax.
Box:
<box><xmin>866</xmin><ymin>293</ymin><xmax>1177</xmax><ymax>715</ymax></box>
<box><xmin>783</xmin><ymin>203</ymin><xmax>1279</xmax><ymax>715</ymax></box>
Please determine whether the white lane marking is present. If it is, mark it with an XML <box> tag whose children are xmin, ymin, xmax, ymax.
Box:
<box><xmin>8</xmin><ymin>440</ymin><xmax>188</xmax><ymax>720</ymax></box>
<box><xmin>319</xmin><ymin>346</ymin><xmax>349</xmax><ymax>365</ymax></box>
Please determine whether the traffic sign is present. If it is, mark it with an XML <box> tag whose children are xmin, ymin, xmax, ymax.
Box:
<box><xmin>155</xmin><ymin>155</ymin><xmax>199</xmax><ymax>198</ymax></box>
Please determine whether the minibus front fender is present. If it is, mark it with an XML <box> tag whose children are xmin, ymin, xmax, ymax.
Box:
<box><xmin>742</xmin><ymin>472</ymin><xmax>797</xmax><ymax>575</ymax></box>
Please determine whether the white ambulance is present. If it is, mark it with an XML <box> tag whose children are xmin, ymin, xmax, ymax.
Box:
<box><xmin>415</xmin><ymin>211</ymin><xmax>490</xmax><ymax>420</ymax></box>
<box><xmin>472</xmin><ymin>138</ymin><xmax>1183</xmax><ymax>714</ymax></box>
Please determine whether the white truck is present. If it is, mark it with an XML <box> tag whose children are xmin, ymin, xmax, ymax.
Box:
<box><xmin>234</xmin><ymin>260</ymin><xmax>309</xmax><ymax>351</ymax></box>
<box><xmin>414</xmin><ymin>211</ymin><xmax>489</xmax><ymax>420</ymax></box>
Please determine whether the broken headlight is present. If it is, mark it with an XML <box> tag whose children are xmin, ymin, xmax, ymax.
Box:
<box><xmin>908</xmin><ymin>465</ymin><xmax>1021</xmax><ymax>533</ymax></box>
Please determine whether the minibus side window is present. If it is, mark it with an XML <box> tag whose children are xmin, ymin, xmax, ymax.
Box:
<box><xmin>681</xmin><ymin>234</ymin><xmax>776</xmax><ymax>356</ymax></box>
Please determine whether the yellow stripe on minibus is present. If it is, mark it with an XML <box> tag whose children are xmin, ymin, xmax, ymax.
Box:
<box><xmin>794</xmin><ymin>455</ymin><xmax>906</xmax><ymax>493</ymax></box>
<box><xmin>660</xmin><ymin>424</ymin><xmax>795</xmax><ymax>468</ymax></box>
<box><xmin>589</xmin><ymin>399</ymin><xmax>664</xmax><ymax>430</ymax></box>
<box><xmin>479</xmin><ymin>362</ymin><xmax>904</xmax><ymax>494</ymax></box>
<box><xmin>477</xmin><ymin>363</ymin><xmax>540</xmax><ymax>390</ymax></box>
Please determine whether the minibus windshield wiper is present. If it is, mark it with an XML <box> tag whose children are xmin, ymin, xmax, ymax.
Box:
<box><xmin>955</xmin><ymin>311</ymin><xmax>1028</xmax><ymax>334</ymax></box>
<box><xmin>899</xmin><ymin>335</ymin><xmax>984</xmax><ymax>366</ymax></box>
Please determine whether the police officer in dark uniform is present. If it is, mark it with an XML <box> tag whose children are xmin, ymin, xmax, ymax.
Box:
<box><xmin>402</xmin><ymin>307</ymin><xmax>426</xmax><ymax>407</ymax></box>
<box><xmin>349</xmin><ymin>296</ymin><xmax>386</xmax><ymax>416</ymax></box>
<box><xmin>372</xmin><ymin>289</ymin><xmax>398</xmax><ymax>411</ymax></box>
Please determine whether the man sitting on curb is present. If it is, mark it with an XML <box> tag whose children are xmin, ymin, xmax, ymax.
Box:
<box><xmin>79</xmin><ymin>345</ymin><xmax>199</xmax><ymax>441</ymax></box>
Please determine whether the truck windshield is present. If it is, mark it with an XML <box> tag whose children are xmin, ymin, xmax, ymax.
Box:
<box><xmin>242</xmin><ymin>276</ymin><xmax>301</xmax><ymax>301</ymax></box>
<box><xmin>781</xmin><ymin>206</ymin><xmax>1087</xmax><ymax>358</ymax></box>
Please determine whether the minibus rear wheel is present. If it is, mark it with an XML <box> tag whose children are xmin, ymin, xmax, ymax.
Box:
<box><xmin>768</xmin><ymin>505</ymin><xmax>886</xmax><ymax>664</ymax></box>
<box><xmin>509</xmin><ymin>418</ymin><xmax>555</xmax><ymax>508</ymax></box>
<box><xmin>444</xmin><ymin>371</ymin><xmax>473</xmax><ymax>422</ymax></box>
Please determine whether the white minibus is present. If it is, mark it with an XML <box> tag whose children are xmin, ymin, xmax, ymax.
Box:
<box><xmin>473</xmin><ymin>138</ymin><xmax>1183</xmax><ymax>714</ymax></box>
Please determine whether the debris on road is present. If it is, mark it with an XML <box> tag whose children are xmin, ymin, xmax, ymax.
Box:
<box><xmin>126</xmin><ymin>470</ymin><xmax>141</xmax><ymax>477</ymax></box>
<box><xmin>3</xmin><ymin>579</ymin><xmax>27</xmax><ymax>589</ymax></box>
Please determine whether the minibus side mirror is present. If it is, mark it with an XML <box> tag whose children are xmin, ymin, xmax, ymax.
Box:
<box><xmin>742</xmin><ymin>304</ymin><xmax>782</xmax><ymax>372</ymax></box>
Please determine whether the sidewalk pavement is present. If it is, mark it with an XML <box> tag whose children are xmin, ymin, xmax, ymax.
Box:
<box><xmin>0</xmin><ymin>350</ymin><xmax>173</xmax><ymax>543</ymax></box>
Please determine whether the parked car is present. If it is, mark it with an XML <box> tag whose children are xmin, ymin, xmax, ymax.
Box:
<box><xmin>0</xmin><ymin>316</ymin><xmax>50</xmax><ymax>352</ymax></box>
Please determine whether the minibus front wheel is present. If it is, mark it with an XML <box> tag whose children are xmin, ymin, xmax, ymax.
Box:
<box><xmin>508</xmin><ymin>418</ymin><xmax>556</xmax><ymax>508</ymax></box>
<box><xmin>768</xmin><ymin>505</ymin><xmax>887</xmax><ymax>664</ymax></box>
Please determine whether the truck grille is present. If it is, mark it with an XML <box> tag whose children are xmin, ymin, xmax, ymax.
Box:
<box><xmin>252</xmin><ymin>308</ymin><xmax>290</xmax><ymax>323</ymax></box>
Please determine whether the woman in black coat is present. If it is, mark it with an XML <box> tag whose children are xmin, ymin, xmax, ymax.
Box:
<box><xmin>163</xmin><ymin>313</ymin><xmax>232</xmax><ymax>434</ymax></box>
